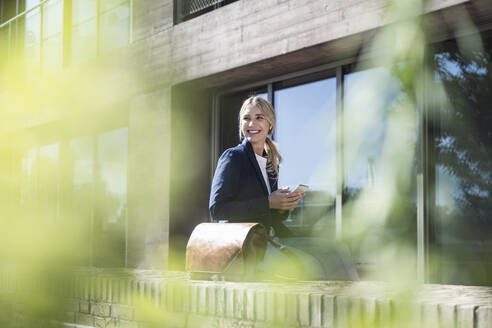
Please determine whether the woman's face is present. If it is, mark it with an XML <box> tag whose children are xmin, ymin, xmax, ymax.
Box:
<box><xmin>241</xmin><ymin>105</ymin><xmax>270</xmax><ymax>145</ymax></box>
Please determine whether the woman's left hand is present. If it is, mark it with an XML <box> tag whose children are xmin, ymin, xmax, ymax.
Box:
<box><xmin>282</xmin><ymin>190</ymin><xmax>304</xmax><ymax>211</ymax></box>
<box><xmin>287</xmin><ymin>191</ymin><xmax>304</xmax><ymax>211</ymax></box>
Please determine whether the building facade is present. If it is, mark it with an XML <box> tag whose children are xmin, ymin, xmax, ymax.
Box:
<box><xmin>1</xmin><ymin>0</ymin><xmax>492</xmax><ymax>289</ymax></box>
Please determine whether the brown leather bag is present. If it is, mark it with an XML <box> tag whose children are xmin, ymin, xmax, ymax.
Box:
<box><xmin>185</xmin><ymin>222</ymin><xmax>268</xmax><ymax>280</ymax></box>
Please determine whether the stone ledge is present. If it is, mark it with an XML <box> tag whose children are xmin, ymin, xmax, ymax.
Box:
<box><xmin>1</xmin><ymin>269</ymin><xmax>492</xmax><ymax>328</ymax></box>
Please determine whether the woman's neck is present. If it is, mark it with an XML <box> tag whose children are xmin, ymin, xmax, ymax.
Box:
<box><xmin>251</xmin><ymin>141</ymin><xmax>265</xmax><ymax>156</ymax></box>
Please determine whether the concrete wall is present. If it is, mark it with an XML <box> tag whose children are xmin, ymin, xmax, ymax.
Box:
<box><xmin>2</xmin><ymin>269</ymin><xmax>492</xmax><ymax>328</ymax></box>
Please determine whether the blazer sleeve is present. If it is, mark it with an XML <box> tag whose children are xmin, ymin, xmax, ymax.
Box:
<box><xmin>209</xmin><ymin>149</ymin><xmax>270</xmax><ymax>221</ymax></box>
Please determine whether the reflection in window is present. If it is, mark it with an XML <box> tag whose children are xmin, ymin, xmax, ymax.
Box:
<box><xmin>26</xmin><ymin>0</ymin><xmax>40</xmax><ymax>10</ymax></box>
<box><xmin>72</xmin><ymin>0</ymin><xmax>96</xmax><ymax>24</ymax></box>
<box><xmin>70</xmin><ymin>136</ymin><xmax>94</xmax><ymax>264</ymax></box>
<box><xmin>72</xmin><ymin>19</ymin><xmax>97</xmax><ymax>64</ymax></box>
<box><xmin>97</xmin><ymin>128</ymin><xmax>127</xmax><ymax>226</ymax></box>
<box><xmin>38</xmin><ymin>143</ymin><xmax>60</xmax><ymax>223</ymax></box>
<box><xmin>71</xmin><ymin>0</ymin><xmax>97</xmax><ymax>64</ymax></box>
<box><xmin>42</xmin><ymin>0</ymin><xmax>63</xmax><ymax>71</ymax></box>
<box><xmin>275</xmin><ymin>78</ymin><xmax>337</xmax><ymax>236</ymax></box>
<box><xmin>25</xmin><ymin>8</ymin><xmax>41</xmax><ymax>76</ymax></box>
<box><xmin>343</xmin><ymin>66</ymin><xmax>418</xmax><ymax>278</ymax></box>
<box><xmin>99</xmin><ymin>3</ymin><xmax>130</xmax><ymax>55</ymax></box>
<box><xmin>434</xmin><ymin>36</ymin><xmax>492</xmax><ymax>286</ymax></box>
<box><xmin>94</xmin><ymin>127</ymin><xmax>128</xmax><ymax>267</ymax></box>
<box><xmin>20</xmin><ymin>148</ymin><xmax>38</xmax><ymax>208</ymax></box>
<box><xmin>344</xmin><ymin>68</ymin><xmax>403</xmax><ymax>196</ymax></box>
<box><xmin>72</xmin><ymin>0</ymin><xmax>130</xmax><ymax>64</ymax></box>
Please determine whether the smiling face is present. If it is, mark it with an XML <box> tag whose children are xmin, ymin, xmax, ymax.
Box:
<box><xmin>240</xmin><ymin>104</ymin><xmax>271</xmax><ymax>146</ymax></box>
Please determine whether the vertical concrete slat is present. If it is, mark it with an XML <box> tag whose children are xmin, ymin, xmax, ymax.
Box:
<box><xmin>198</xmin><ymin>284</ymin><xmax>207</xmax><ymax>315</ymax></box>
<box><xmin>476</xmin><ymin>306</ymin><xmax>492</xmax><ymax>328</ymax></box>
<box><xmin>286</xmin><ymin>292</ymin><xmax>298</xmax><ymax>325</ymax></box>
<box><xmin>234</xmin><ymin>288</ymin><xmax>245</xmax><ymax>319</ymax></box>
<box><xmin>310</xmin><ymin>294</ymin><xmax>322</xmax><ymax>327</ymax></box>
<box><xmin>337</xmin><ymin>295</ymin><xmax>350</xmax><ymax>328</ymax></box>
<box><xmin>457</xmin><ymin>304</ymin><xmax>476</xmax><ymax>328</ymax></box>
<box><xmin>246</xmin><ymin>288</ymin><xmax>255</xmax><ymax>321</ymax></box>
<box><xmin>299</xmin><ymin>293</ymin><xmax>310</xmax><ymax>327</ymax></box>
<box><xmin>208</xmin><ymin>285</ymin><xmax>216</xmax><ymax>316</ymax></box>
<box><xmin>190</xmin><ymin>284</ymin><xmax>198</xmax><ymax>314</ymax></box>
<box><xmin>266</xmin><ymin>289</ymin><xmax>276</xmax><ymax>323</ymax></box>
<box><xmin>439</xmin><ymin>303</ymin><xmax>457</xmax><ymax>328</ymax></box>
<box><xmin>226</xmin><ymin>285</ymin><xmax>234</xmax><ymax>318</ymax></box>
<box><xmin>361</xmin><ymin>298</ymin><xmax>376</xmax><ymax>327</ymax></box>
<box><xmin>216</xmin><ymin>286</ymin><xmax>225</xmax><ymax>317</ymax></box>
<box><xmin>376</xmin><ymin>299</ymin><xmax>392</xmax><ymax>328</ymax></box>
<box><xmin>275</xmin><ymin>291</ymin><xmax>286</xmax><ymax>324</ymax></box>
<box><xmin>255</xmin><ymin>289</ymin><xmax>266</xmax><ymax>322</ymax></box>
<box><xmin>422</xmin><ymin>302</ymin><xmax>440</xmax><ymax>328</ymax></box>
<box><xmin>322</xmin><ymin>295</ymin><xmax>336</xmax><ymax>328</ymax></box>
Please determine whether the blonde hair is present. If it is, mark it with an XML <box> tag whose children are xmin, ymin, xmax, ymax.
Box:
<box><xmin>238</xmin><ymin>96</ymin><xmax>282</xmax><ymax>177</ymax></box>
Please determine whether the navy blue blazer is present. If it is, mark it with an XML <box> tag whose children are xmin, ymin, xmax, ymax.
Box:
<box><xmin>209</xmin><ymin>139</ymin><xmax>291</xmax><ymax>237</ymax></box>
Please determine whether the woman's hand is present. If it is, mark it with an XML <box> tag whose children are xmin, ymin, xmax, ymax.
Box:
<box><xmin>268</xmin><ymin>187</ymin><xmax>304</xmax><ymax>211</ymax></box>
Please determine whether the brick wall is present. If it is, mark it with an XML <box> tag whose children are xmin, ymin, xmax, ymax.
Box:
<box><xmin>1</xmin><ymin>268</ymin><xmax>492</xmax><ymax>328</ymax></box>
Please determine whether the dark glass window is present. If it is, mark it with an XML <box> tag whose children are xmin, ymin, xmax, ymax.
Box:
<box><xmin>433</xmin><ymin>34</ymin><xmax>492</xmax><ymax>286</ymax></box>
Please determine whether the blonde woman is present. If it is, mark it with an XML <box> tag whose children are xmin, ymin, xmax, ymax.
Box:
<box><xmin>209</xmin><ymin>96</ymin><xmax>359</xmax><ymax>280</ymax></box>
<box><xmin>209</xmin><ymin>96</ymin><xmax>303</xmax><ymax>237</ymax></box>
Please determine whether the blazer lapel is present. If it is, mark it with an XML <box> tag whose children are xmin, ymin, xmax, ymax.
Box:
<box><xmin>242</xmin><ymin>139</ymin><xmax>269</xmax><ymax>196</ymax></box>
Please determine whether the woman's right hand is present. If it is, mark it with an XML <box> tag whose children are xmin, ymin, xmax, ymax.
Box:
<box><xmin>268</xmin><ymin>187</ymin><xmax>303</xmax><ymax>211</ymax></box>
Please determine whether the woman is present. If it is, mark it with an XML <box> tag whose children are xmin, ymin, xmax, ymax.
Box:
<box><xmin>209</xmin><ymin>96</ymin><xmax>303</xmax><ymax>237</ymax></box>
<box><xmin>209</xmin><ymin>96</ymin><xmax>358</xmax><ymax>280</ymax></box>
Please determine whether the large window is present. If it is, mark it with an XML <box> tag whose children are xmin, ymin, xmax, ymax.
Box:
<box><xmin>18</xmin><ymin>123</ymin><xmax>129</xmax><ymax>267</ymax></box>
<box><xmin>0</xmin><ymin>0</ymin><xmax>131</xmax><ymax>74</ymax></box>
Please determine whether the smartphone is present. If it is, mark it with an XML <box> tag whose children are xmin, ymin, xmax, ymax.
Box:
<box><xmin>290</xmin><ymin>184</ymin><xmax>309</xmax><ymax>193</ymax></box>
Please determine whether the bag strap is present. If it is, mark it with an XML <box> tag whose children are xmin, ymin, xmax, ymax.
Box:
<box><xmin>265</xmin><ymin>235</ymin><xmax>305</xmax><ymax>278</ymax></box>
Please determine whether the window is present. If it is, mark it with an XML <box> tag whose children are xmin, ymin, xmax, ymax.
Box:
<box><xmin>432</xmin><ymin>34</ymin><xmax>492</xmax><ymax>286</ymax></box>
<box><xmin>274</xmin><ymin>76</ymin><xmax>337</xmax><ymax>237</ymax></box>
<box><xmin>175</xmin><ymin>0</ymin><xmax>239</xmax><ymax>24</ymax></box>
<box><xmin>18</xmin><ymin>124</ymin><xmax>129</xmax><ymax>267</ymax></box>
<box><xmin>23</xmin><ymin>0</ymin><xmax>64</xmax><ymax>75</ymax></box>
<box><xmin>0</xmin><ymin>0</ymin><xmax>131</xmax><ymax>73</ymax></box>
<box><xmin>216</xmin><ymin>66</ymin><xmax>420</xmax><ymax>279</ymax></box>
<box><xmin>72</xmin><ymin>0</ymin><xmax>130</xmax><ymax>64</ymax></box>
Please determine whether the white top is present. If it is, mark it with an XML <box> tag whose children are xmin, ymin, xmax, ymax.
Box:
<box><xmin>255</xmin><ymin>153</ymin><xmax>271</xmax><ymax>194</ymax></box>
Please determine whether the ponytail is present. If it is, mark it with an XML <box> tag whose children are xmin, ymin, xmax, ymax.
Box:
<box><xmin>264</xmin><ymin>137</ymin><xmax>281</xmax><ymax>178</ymax></box>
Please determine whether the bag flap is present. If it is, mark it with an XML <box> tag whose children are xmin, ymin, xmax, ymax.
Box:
<box><xmin>185</xmin><ymin>222</ymin><xmax>264</xmax><ymax>274</ymax></box>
